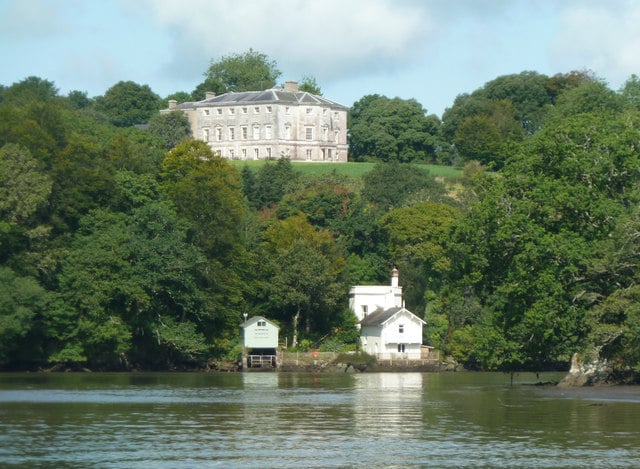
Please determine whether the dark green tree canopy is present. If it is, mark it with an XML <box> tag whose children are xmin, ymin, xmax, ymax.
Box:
<box><xmin>193</xmin><ymin>49</ymin><xmax>281</xmax><ymax>100</ymax></box>
<box><xmin>349</xmin><ymin>95</ymin><xmax>441</xmax><ymax>163</ymax></box>
<box><xmin>147</xmin><ymin>111</ymin><xmax>192</xmax><ymax>150</ymax></box>
<box><xmin>95</xmin><ymin>81</ymin><xmax>162</xmax><ymax>127</ymax></box>
<box><xmin>361</xmin><ymin>161</ymin><xmax>446</xmax><ymax>211</ymax></box>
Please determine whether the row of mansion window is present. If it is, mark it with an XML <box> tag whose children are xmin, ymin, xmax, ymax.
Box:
<box><xmin>203</xmin><ymin>106</ymin><xmax>339</xmax><ymax>116</ymax></box>
<box><xmin>203</xmin><ymin>125</ymin><xmax>339</xmax><ymax>142</ymax></box>
<box><xmin>219</xmin><ymin>147</ymin><xmax>338</xmax><ymax>161</ymax></box>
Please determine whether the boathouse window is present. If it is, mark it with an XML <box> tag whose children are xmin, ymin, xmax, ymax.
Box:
<box><xmin>399</xmin><ymin>324</ymin><xmax>404</xmax><ymax>334</ymax></box>
<box><xmin>257</xmin><ymin>320</ymin><xmax>266</xmax><ymax>327</ymax></box>
<box><xmin>398</xmin><ymin>344</ymin><xmax>405</xmax><ymax>353</ymax></box>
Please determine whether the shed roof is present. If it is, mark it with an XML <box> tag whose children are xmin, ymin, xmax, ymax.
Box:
<box><xmin>241</xmin><ymin>316</ymin><xmax>279</xmax><ymax>329</ymax></box>
<box><xmin>360</xmin><ymin>307</ymin><xmax>426</xmax><ymax>327</ymax></box>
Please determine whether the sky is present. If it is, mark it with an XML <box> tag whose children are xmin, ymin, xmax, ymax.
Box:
<box><xmin>2</xmin><ymin>0</ymin><xmax>640</xmax><ymax>117</ymax></box>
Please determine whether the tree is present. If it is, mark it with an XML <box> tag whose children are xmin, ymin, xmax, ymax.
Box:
<box><xmin>161</xmin><ymin>140</ymin><xmax>249</xmax><ymax>335</ymax></box>
<box><xmin>379</xmin><ymin>201</ymin><xmax>461</xmax><ymax>312</ymax></box>
<box><xmin>160</xmin><ymin>140</ymin><xmax>244</xmax><ymax>258</ymax></box>
<box><xmin>1</xmin><ymin>76</ymin><xmax>59</xmax><ymax>105</ymax></box>
<box><xmin>0</xmin><ymin>144</ymin><xmax>52</xmax><ymax>224</ymax></box>
<box><xmin>0</xmin><ymin>144</ymin><xmax>52</xmax><ymax>267</ymax></box>
<box><xmin>549</xmin><ymin>80</ymin><xmax>622</xmax><ymax>118</ymax></box>
<box><xmin>361</xmin><ymin>161</ymin><xmax>447</xmax><ymax>211</ymax></box>
<box><xmin>262</xmin><ymin>214</ymin><xmax>346</xmax><ymax>345</ymax></box>
<box><xmin>247</xmin><ymin>157</ymin><xmax>299</xmax><ymax>210</ymax></box>
<box><xmin>95</xmin><ymin>81</ymin><xmax>162</xmax><ymax>127</ymax></box>
<box><xmin>298</xmin><ymin>75</ymin><xmax>322</xmax><ymax>95</ymax></box>
<box><xmin>47</xmin><ymin>174</ymin><xmax>210</xmax><ymax>368</ymax></box>
<box><xmin>349</xmin><ymin>95</ymin><xmax>441</xmax><ymax>162</ymax></box>
<box><xmin>453</xmin><ymin>100</ymin><xmax>523</xmax><ymax>168</ymax></box>
<box><xmin>0</xmin><ymin>267</ymin><xmax>49</xmax><ymax>367</ymax></box>
<box><xmin>147</xmin><ymin>111</ymin><xmax>192</xmax><ymax>150</ymax></box>
<box><xmin>446</xmin><ymin>108</ymin><xmax>640</xmax><ymax>370</ymax></box>
<box><xmin>67</xmin><ymin>90</ymin><xmax>91</xmax><ymax>109</ymax></box>
<box><xmin>193</xmin><ymin>49</ymin><xmax>281</xmax><ymax>100</ymax></box>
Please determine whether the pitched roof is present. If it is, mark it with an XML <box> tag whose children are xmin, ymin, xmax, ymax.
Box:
<box><xmin>360</xmin><ymin>307</ymin><xmax>426</xmax><ymax>327</ymax></box>
<box><xmin>241</xmin><ymin>316</ymin><xmax>279</xmax><ymax>329</ymax></box>
<box><xmin>174</xmin><ymin>89</ymin><xmax>348</xmax><ymax>111</ymax></box>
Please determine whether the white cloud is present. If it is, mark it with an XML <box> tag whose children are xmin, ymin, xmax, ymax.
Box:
<box><xmin>139</xmin><ymin>0</ymin><xmax>432</xmax><ymax>83</ymax></box>
<box><xmin>551</xmin><ymin>1</ymin><xmax>640</xmax><ymax>88</ymax></box>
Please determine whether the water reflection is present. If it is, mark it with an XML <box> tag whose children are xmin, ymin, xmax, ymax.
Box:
<box><xmin>0</xmin><ymin>372</ymin><xmax>639</xmax><ymax>468</ymax></box>
<box><xmin>352</xmin><ymin>373</ymin><xmax>423</xmax><ymax>436</ymax></box>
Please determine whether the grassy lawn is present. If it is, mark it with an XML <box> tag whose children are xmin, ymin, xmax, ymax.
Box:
<box><xmin>229</xmin><ymin>160</ymin><xmax>462</xmax><ymax>180</ymax></box>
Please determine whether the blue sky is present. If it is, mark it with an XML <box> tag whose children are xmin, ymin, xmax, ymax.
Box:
<box><xmin>1</xmin><ymin>0</ymin><xmax>639</xmax><ymax>117</ymax></box>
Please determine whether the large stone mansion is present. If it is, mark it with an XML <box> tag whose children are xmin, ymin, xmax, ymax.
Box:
<box><xmin>163</xmin><ymin>81</ymin><xmax>349</xmax><ymax>162</ymax></box>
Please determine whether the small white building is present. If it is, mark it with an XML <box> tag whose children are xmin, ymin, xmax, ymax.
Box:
<box><xmin>349</xmin><ymin>268</ymin><xmax>426</xmax><ymax>360</ymax></box>
<box><xmin>359</xmin><ymin>307</ymin><xmax>426</xmax><ymax>360</ymax></box>
<box><xmin>241</xmin><ymin>316</ymin><xmax>279</xmax><ymax>368</ymax></box>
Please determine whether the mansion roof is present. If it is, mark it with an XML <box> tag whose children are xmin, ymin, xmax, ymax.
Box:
<box><xmin>174</xmin><ymin>89</ymin><xmax>349</xmax><ymax>111</ymax></box>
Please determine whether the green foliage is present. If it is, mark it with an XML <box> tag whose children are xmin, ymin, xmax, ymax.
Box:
<box><xmin>0</xmin><ymin>267</ymin><xmax>49</xmax><ymax>367</ymax></box>
<box><xmin>6</xmin><ymin>65</ymin><xmax>640</xmax><ymax>374</ymax></box>
<box><xmin>243</xmin><ymin>157</ymin><xmax>299</xmax><ymax>210</ymax></box>
<box><xmin>0</xmin><ymin>143</ymin><xmax>52</xmax><ymax>223</ymax></box>
<box><xmin>147</xmin><ymin>110</ymin><xmax>192</xmax><ymax>150</ymax></box>
<box><xmin>361</xmin><ymin>161</ymin><xmax>446</xmax><ymax>210</ymax></box>
<box><xmin>47</xmin><ymin>177</ymin><xmax>209</xmax><ymax>368</ymax></box>
<box><xmin>161</xmin><ymin>139</ymin><xmax>244</xmax><ymax>257</ymax></box>
<box><xmin>193</xmin><ymin>48</ymin><xmax>281</xmax><ymax>100</ymax></box>
<box><xmin>261</xmin><ymin>214</ymin><xmax>346</xmax><ymax>341</ymax></box>
<box><xmin>298</xmin><ymin>75</ymin><xmax>322</xmax><ymax>95</ymax></box>
<box><xmin>349</xmin><ymin>94</ymin><xmax>442</xmax><ymax>163</ymax></box>
<box><xmin>95</xmin><ymin>81</ymin><xmax>162</xmax><ymax>127</ymax></box>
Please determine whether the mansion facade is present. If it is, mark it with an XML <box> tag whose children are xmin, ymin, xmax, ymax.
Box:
<box><xmin>164</xmin><ymin>81</ymin><xmax>349</xmax><ymax>162</ymax></box>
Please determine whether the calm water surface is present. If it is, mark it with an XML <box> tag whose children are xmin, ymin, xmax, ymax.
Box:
<box><xmin>0</xmin><ymin>371</ymin><xmax>639</xmax><ymax>468</ymax></box>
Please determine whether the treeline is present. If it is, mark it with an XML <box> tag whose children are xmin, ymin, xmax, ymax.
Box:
<box><xmin>2</xmin><ymin>50</ymin><xmax>640</xmax><ymax>375</ymax></box>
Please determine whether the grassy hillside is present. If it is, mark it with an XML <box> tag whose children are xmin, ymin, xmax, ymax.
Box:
<box><xmin>229</xmin><ymin>160</ymin><xmax>462</xmax><ymax>180</ymax></box>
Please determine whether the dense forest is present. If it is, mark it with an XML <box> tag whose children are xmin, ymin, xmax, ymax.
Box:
<box><xmin>2</xmin><ymin>49</ymin><xmax>640</xmax><ymax>375</ymax></box>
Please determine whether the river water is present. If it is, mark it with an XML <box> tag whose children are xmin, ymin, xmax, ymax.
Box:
<box><xmin>0</xmin><ymin>371</ymin><xmax>639</xmax><ymax>468</ymax></box>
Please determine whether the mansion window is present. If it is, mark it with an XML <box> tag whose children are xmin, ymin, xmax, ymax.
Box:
<box><xmin>229</xmin><ymin>127</ymin><xmax>235</xmax><ymax>140</ymax></box>
<box><xmin>322</xmin><ymin>127</ymin><xmax>328</xmax><ymax>141</ymax></box>
<box><xmin>216</xmin><ymin>108</ymin><xmax>222</xmax><ymax>115</ymax></box>
<box><xmin>204</xmin><ymin>109</ymin><xmax>210</xmax><ymax>116</ymax></box>
<box><xmin>215</xmin><ymin>127</ymin><xmax>222</xmax><ymax>141</ymax></box>
<box><xmin>266</xmin><ymin>106</ymin><xmax>272</xmax><ymax>113</ymax></box>
<box><xmin>265</xmin><ymin>125</ymin><xmax>272</xmax><ymax>139</ymax></box>
<box><xmin>306</xmin><ymin>149</ymin><xmax>312</xmax><ymax>160</ymax></box>
<box><xmin>229</xmin><ymin>108</ymin><xmax>235</xmax><ymax>115</ymax></box>
<box><xmin>254</xmin><ymin>148</ymin><xmax>259</xmax><ymax>159</ymax></box>
<box><xmin>285</xmin><ymin>123</ymin><xmax>292</xmax><ymax>139</ymax></box>
<box><xmin>266</xmin><ymin>147</ymin><xmax>272</xmax><ymax>158</ymax></box>
<box><xmin>242</xmin><ymin>107</ymin><xmax>248</xmax><ymax>114</ymax></box>
<box><xmin>305</xmin><ymin>127</ymin><xmax>313</xmax><ymax>140</ymax></box>
<box><xmin>242</xmin><ymin>148</ymin><xmax>247</xmax><ymax>159</ymax></box>
<box><xmin>254</xmin><ymin>106</ymin><xmax>260</xmax><ymax>113</ymax></box>
<box><xmin>252</xmin><ymin>125</ymin><xmax>260</xmax><ymax>140</ymax></box>
<box><xmin>203</xmin><ymin>128</ymin><xmax>210</xmax><ymax>141</ymax></box>
<box><xmin>306</xmin><ymin>107</ymin><xmax>312</xmax><ymax>114</ymax></box>
<box><xmin>241</xmin><ymin>126</ymin><xmax>248</xmax><ymax>139</ymax></box>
